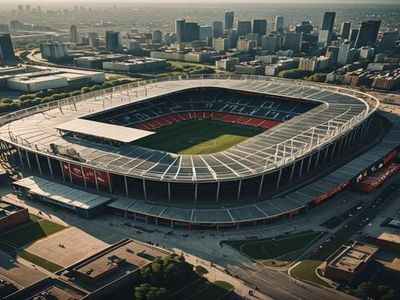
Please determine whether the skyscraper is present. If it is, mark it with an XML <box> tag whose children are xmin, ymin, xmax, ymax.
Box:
<box><xmin>355</xmin><ymin>20</ymin><xmax>381</xmax><ymax>48</ymax></box>
<box><xmin>237</xmin><ymin>21</ymin><xmax>252</xmax><ymax>37</ymax></box>
<box><xmin>253</xmin><ymin>19</ymin><xmax>267</xmax><ymax>37</ymax></box>
<box><xmin>69</xmin><ymin>25</ymin><xmax>78</xmax><ymax>43</ymax></box>
<box><xmin>340</xmin><ymin>22</ymin><xmax>351</xmax><ymax>40</ymax></box>
<box><xmin>225</xmin><ymin>11</ymin><xmax>234</xmax><ymax>30</ymax></box>
<box><xmin>199</xmin><ymin>26</ymin><xmax>212</xmax><ymax>41</ymax></box>
<box><xmin>275</xmin><ymin>15</ymin><xmax>284</xmax><ymax>33</ymax></box>
<box><xmin>322</xmin><ymin>12</ymin><xmax>336</xmax><ymax>33</ymax></box>
<box><xmin>105</xmin><ymin>31</ymin><xmax>121</xmax><ymax>52</ymax></box>
<box><xmin>175</xmin><ymin>19</ymin><xmax>186</xmax><ymax>42</ymax></box>
<box><xmin>380</xmin><ymin>31</ymin><xmax>398</xmax><ymax>51</ymax></box>
<box><xmin>212</xmin><ymin>21</ymin><xmax>223</xmax><ymax>38</ymax></box>
<box><xmin>337</xmin><ymin>40</ymin><xmax>355</xmax><ymax>65</ymax></box>
<box><xmin>0</xmin><ymin>33</ymin><xmax>15</xmax><ymax>60</ymax></box>
<box><xmin>185</xmin><ymin>22</ymin><xmax>200</xmax><ymax>42</ymax></box>
<box><xmin>261</xmin><ymin>34</ymin><xmax>281</xmax><ymax>52</ymax></box>
<box><xmin>283</xmin><ymin>32</ymin><xmax>303</xmax><ymax>52</ymax></box>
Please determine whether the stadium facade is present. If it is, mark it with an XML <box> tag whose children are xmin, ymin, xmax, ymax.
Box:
<box><xmin>1</xmin><ymin>75</ymin><xmax>397</xmax><ymax>229</ymax></box>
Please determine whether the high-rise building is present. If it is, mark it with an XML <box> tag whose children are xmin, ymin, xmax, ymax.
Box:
<box><xmin>283</xmin><ymin>32</ymin><xmax>303</xmax><ymax>52</ymax></box>
<box><xmin>355</xmin><ymin>20</ymin><xmax>381</xmax><ymax>48</ymax></box>
<box><xmin>105</xmin><ymin>31</ymin><xmax>121</xmax><ymax>52</ymax></box>
<box><xmin>0</xmin><ymin>33</ymin><xmax>15</xmax><ymax>60</ymax></box>
<box><xmin>225</xmin><ymin>11</ymin><xmax>234</xmax><ymax>30</ymax></box>
<box><xmin>69</xmin><ymin>25</ymin><xmax>78</xmax><ymax>43</ymax></box>
<box><xmin>253</xmin><ymin>19</ymin><xmax>267</xmax><ymax>37</ymax></box>
<box><xmin>350</xmin><ymin>29</ymin><xmax>359</xmax><ymax>44</ymax></box>
<box><xmin>295</xmin><ymin>21</ymin><xmax>313</xmax><ymax>34</ymax></box>
<box><xmin>175</xmin><ymin>19</ymin><xmax>186</xmax><ymax>43</ymax></box>
<box><xmin>185</xmin><ymin>22</ymin><xmax>200</xmax><ymax>42</ymax></box>
<box><xmin>340</xmin><ymin>22</ymin><xmax>351</xmax><ymax>40</ymax></box>
<box><xmin>213</xmin><ymin>37</ymin><xmax>231</xmax><ymax>53</ymax></box>
<box><xmin>261</xmin><ymin>34</ymin><xmax>281</xmax><ymax>52</ymax></box>
<box><xmin>337</xmin><ymin>40</ymin><xmax>355</xmax><ymax>65</ymax></box>
<box><xmin>212</xmin><ymin>21</ymin><xmax>223</xmax><ymax>38</ymax></box>
<box><xmin>237</xmin><ymin>21</ymin><xmax>252</xmax><ymax>37</ymax></box>
<box><xmin>318</xmin><ymin>30</ymin><xmax>331</xmax><ymax>47</ymax></box>
<box><xmin>380</xmin><ymin>31</ymin><xmax>398</xmax><ymax>51</ymax></box>
<box><xmin>199</xmin><ymin>26</ymin><xmax>212</xmax><ymax>41</ymax></box>
<box><xmin>40</xmin><ymin>42</ymin><xmax>68</xmax><ymax>60</ymax></box>
<box><xmin>0</xmin><ymin>24</ymin><xmax>10</xmax><ymax>33</ymax></box>
<box><xmin>153</xmin><ymin>30</ymin><xmax>163</xmax><ymax>43</ymax></box>
<box><xmin>237</xmin><ymin>37</ymin><xmax>256</xmax><ymax>53</ymax></box>
<box><xmin>17</xmin><ymin>5</ymin><xmax>23</xmax><ymax>13</ymax></box>
<box><xmin>326</xmin><ymin>45</ymin><xmax>339</xmax><ymax>63</ymax></box>
<box><xmin>275</xmin><ymin>15</ymin><xmax>284</xmax><ymax>33</ymax></box>
<box><xmin>322</xmin><ymin>12</ymin><xmax>336</xmax><ymax>32</ymax></box>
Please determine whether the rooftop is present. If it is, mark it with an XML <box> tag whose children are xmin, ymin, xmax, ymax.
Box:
<box><xmin>55</xmin><ymin>119</ymin><xmax>155</xmax><ymax>144</ymax></box>
<box><xmin>12</xmin><ymin>176</ymin><xmax>111</xmax><ymax>210</ymax></box>
<box><xmin>327</xmin><ymin>241</ymin><xmax>379</xmax><ymax>273</ymax></box>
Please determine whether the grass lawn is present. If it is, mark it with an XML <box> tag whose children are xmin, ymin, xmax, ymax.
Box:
<box><xmin>225</xmin><ymin>231</ymin><xmax>324</xmax><ymax>264</ymax></box>
<box><xmin>0</xmin><ymin>216</ymin><xmax>66</xmax><ymax>252</ymax></box>
<box><xmin>18</xmin><ymin>250</ymin><xmax>63</xmax><ymax>273</ymax></box>
<box><xmin>189</xmin><ymin>281</ymin><xmax>233</xmax><ymax>300</ymax></box>
<box><xmin>134</xmin><ymin>119</ymin><xmax>263</xmax><ymax>154</ymax></box>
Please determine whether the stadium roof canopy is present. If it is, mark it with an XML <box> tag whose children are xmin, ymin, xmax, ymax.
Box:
<box><xmin>1</xmin><ymin>76</ymin><xmax>379</xmax><ymax>183</ymax></box>
<box><xmin>55</xmin><ymin>119</ymin><xmax>154</xmax><ymax>143</ymax></box>
<box><xmin>13</xmin><ymin>176</ymin><xmax>111</xmax><ymax>210</ymax></box>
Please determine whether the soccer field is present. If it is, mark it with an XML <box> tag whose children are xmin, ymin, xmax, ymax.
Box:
<box><xmin>134</xmin><ymin>119</ymin><xmax>264</xmax><ymax>154</ymax></box>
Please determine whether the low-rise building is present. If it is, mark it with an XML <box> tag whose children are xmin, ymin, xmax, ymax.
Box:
<box><xmin>150</xmin><ymin>49</ymin><xmax>213</xmax><ymax>63</ymax></box>
<box><xmin>265</xmin><ymin>58</ymin><xmax>299</xmax><ymax>76</ymax></box>
<box><xmin>324</xmin><ymin>241</ymin><xmax>379</xmax><ymax>283</ymax></box>
<box><xmin>74</xmin><ymin>54</ymin><xmax>129</xmax><ymax>69</ymax></box>
<box><xmin>235</xmin><ymin>60</ymin><xmax>265</xmax><ymax>75</ymax></box>
<box><xmin>299</xmin><ymin>56</ymin><xmax>330</xmax><ymax>72</ymax></box>
<box><xmin>5</xmin><ymin>67</ymin><xmax>105</xmax><ymax>92</ymax></box>
<box><xmin>0</xmin><ymin>199</ymin><xmax>29</xmax><ymax>231</ymax></box>
<box><xmin>215</xmin><ymin>57</ymin><xmax>238</xmax><ymax>71</ymax></box>
<box><xmin>102</xmin><ymin>58</ymin><xmax>168</xmax><ymax>73</ymax></box>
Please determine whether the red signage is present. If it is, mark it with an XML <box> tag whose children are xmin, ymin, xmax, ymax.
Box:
<box><xmin>70</xmin><ymin>163</ymin><xmax>84</xmax><ymax>182</ymax></box>
<box><xmin>61</xmin><ymin>162</ymin><xmax>70</xmax><ymax>179</ymax></box>
<box><xmin>95</xmin><ymin>170</ymin><xmax>110</xmax><ymax>189</ymax></box>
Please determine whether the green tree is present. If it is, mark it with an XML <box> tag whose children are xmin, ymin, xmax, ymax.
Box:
<box><xmin>135</xmin><ymin>283</ymin><xmax>166</xmax><ymax>300</ymax></box>
<box><xmin>194</xmin><ymin>265</ymin><xmax>208</xmax><ymax>276</ymax></box>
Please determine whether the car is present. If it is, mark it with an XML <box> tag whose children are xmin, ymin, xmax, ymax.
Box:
<box><xmin>356</xmin><ymin>206</ymin><xmax>363</xmax><ymax>210</ymax></box>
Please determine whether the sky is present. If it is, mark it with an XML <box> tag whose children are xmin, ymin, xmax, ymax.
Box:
<box><xmin>0</xmin><ymin>0</ymin><xmax>399</xmax><ymax>3</ymax></box>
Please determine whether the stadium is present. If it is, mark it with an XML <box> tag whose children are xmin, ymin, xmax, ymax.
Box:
<box><xmin>1</xmin><ymin>75</ymin><xmax>399</xmax><ymax>229</ymax></box>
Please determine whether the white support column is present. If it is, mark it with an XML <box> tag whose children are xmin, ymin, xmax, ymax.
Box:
<box><xmin>143</xmin><ymin>179</ymin><xmax>147</xmax><ymax>199</ymax></box>
<box><xmin>167</xmin><ymin>182</ymin><xmax>171</xmax><ymax>201</ymax></box>
<box><xmin>124</xmin><ymin>176</ymin><xmax>129</xmax><ymax>197</ymax></box>
<box><xmin>107</xmin><ymin>172</ymin><xmax>112</xmax><ymax>193</ymax></box>
<box><xmin>194</xmin><ymin>183</ymin><xmax>198</xmax><ymax>204</ymax></box>
<box><xmin>81</xmin><ymin>166</ymin><xmax>87</xmax><ymax>188</ymax></box>
<box><xmin>330</xmin><ymin>141</ymin><xmax>338</xmax><ymax>160</ymax></box>
<box><xmin>17</xmin><ymin>148</ymin><xmax>24</xmax><ymax>169</ymax></box>
<box><xmin>258</xmin><ymin>174</ymin><xmax>265</xmax><ymax>197</ymax></box>
<box><xmin>216</xmin><ymin>182</ymin><xmax>220</xmax><ymax>203</ymax></box>
<box><xmin>314</xmin><ymin>150</ymin><xmax>321</xmax><ymax>168</ymax></box>
<box><xmin>237</xmin><ymin>180</ymin><xmax>242</xmax><ymax>200</ymax></box>
<box><xmin>94</xmin><ymin>170</ymin><xmax>99</xmax><ymax>191</ymax></box>
<box><xmin>298</xmin><ymin>158</ymin><xmax>304</xmax><ymax>177</ymax></box>
<box><xmin>25</xmin><ymin>150</ymin><xmax>32</xmax><ymax>172</ymax></box>
<box><xmin>289</xmin><ymin>162</ymin><xmax>296</xmax><ymax>183</ymax></box>
<box><xmin>47</xmin><ymin>157</ymin><xmax>53</xmax><ymax>178</ymax></box>
<box><xmin>35</xmin><ymin>153</ymin><xmax>43</xmax><ymax>175</ymax></box>
<box><xmin>307</xmin><ymin>153</ymin><xmax>313</xmax><ymax>173</ymax></box>
<box><xmin>275</xmin><ymin>168</ymin><xmax>282</xmax><ymax>190</ymax></box>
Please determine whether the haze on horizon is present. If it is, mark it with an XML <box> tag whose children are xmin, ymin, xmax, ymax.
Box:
<box><xmin>0</xmin><ymin>0</ymin><xmax>399</xmax><ymax>3</ymax></box>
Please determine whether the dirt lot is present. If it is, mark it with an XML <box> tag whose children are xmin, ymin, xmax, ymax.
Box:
<box><xmin>24</xmin><ymin>227</ymin><xmax>109</xmax><ymax>267</ymax></box>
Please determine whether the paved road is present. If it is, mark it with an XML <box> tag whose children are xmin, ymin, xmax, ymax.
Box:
<box><xmin>230</xmin><ymin>264</ymin><xmax>355</xmax><ymax>300</ymax></box>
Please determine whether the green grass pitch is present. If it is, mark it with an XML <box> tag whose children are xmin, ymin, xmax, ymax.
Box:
<box><xmin>134</xmin><ymin>119</ymin><xmax>264</xmax><ymax>154</ymax></box>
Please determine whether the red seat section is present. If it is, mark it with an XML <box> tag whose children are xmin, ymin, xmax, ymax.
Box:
<box><xmin>132</xmin><ymin>111</ymin><xmax>282</xmax><ymax>131</ymax></box>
